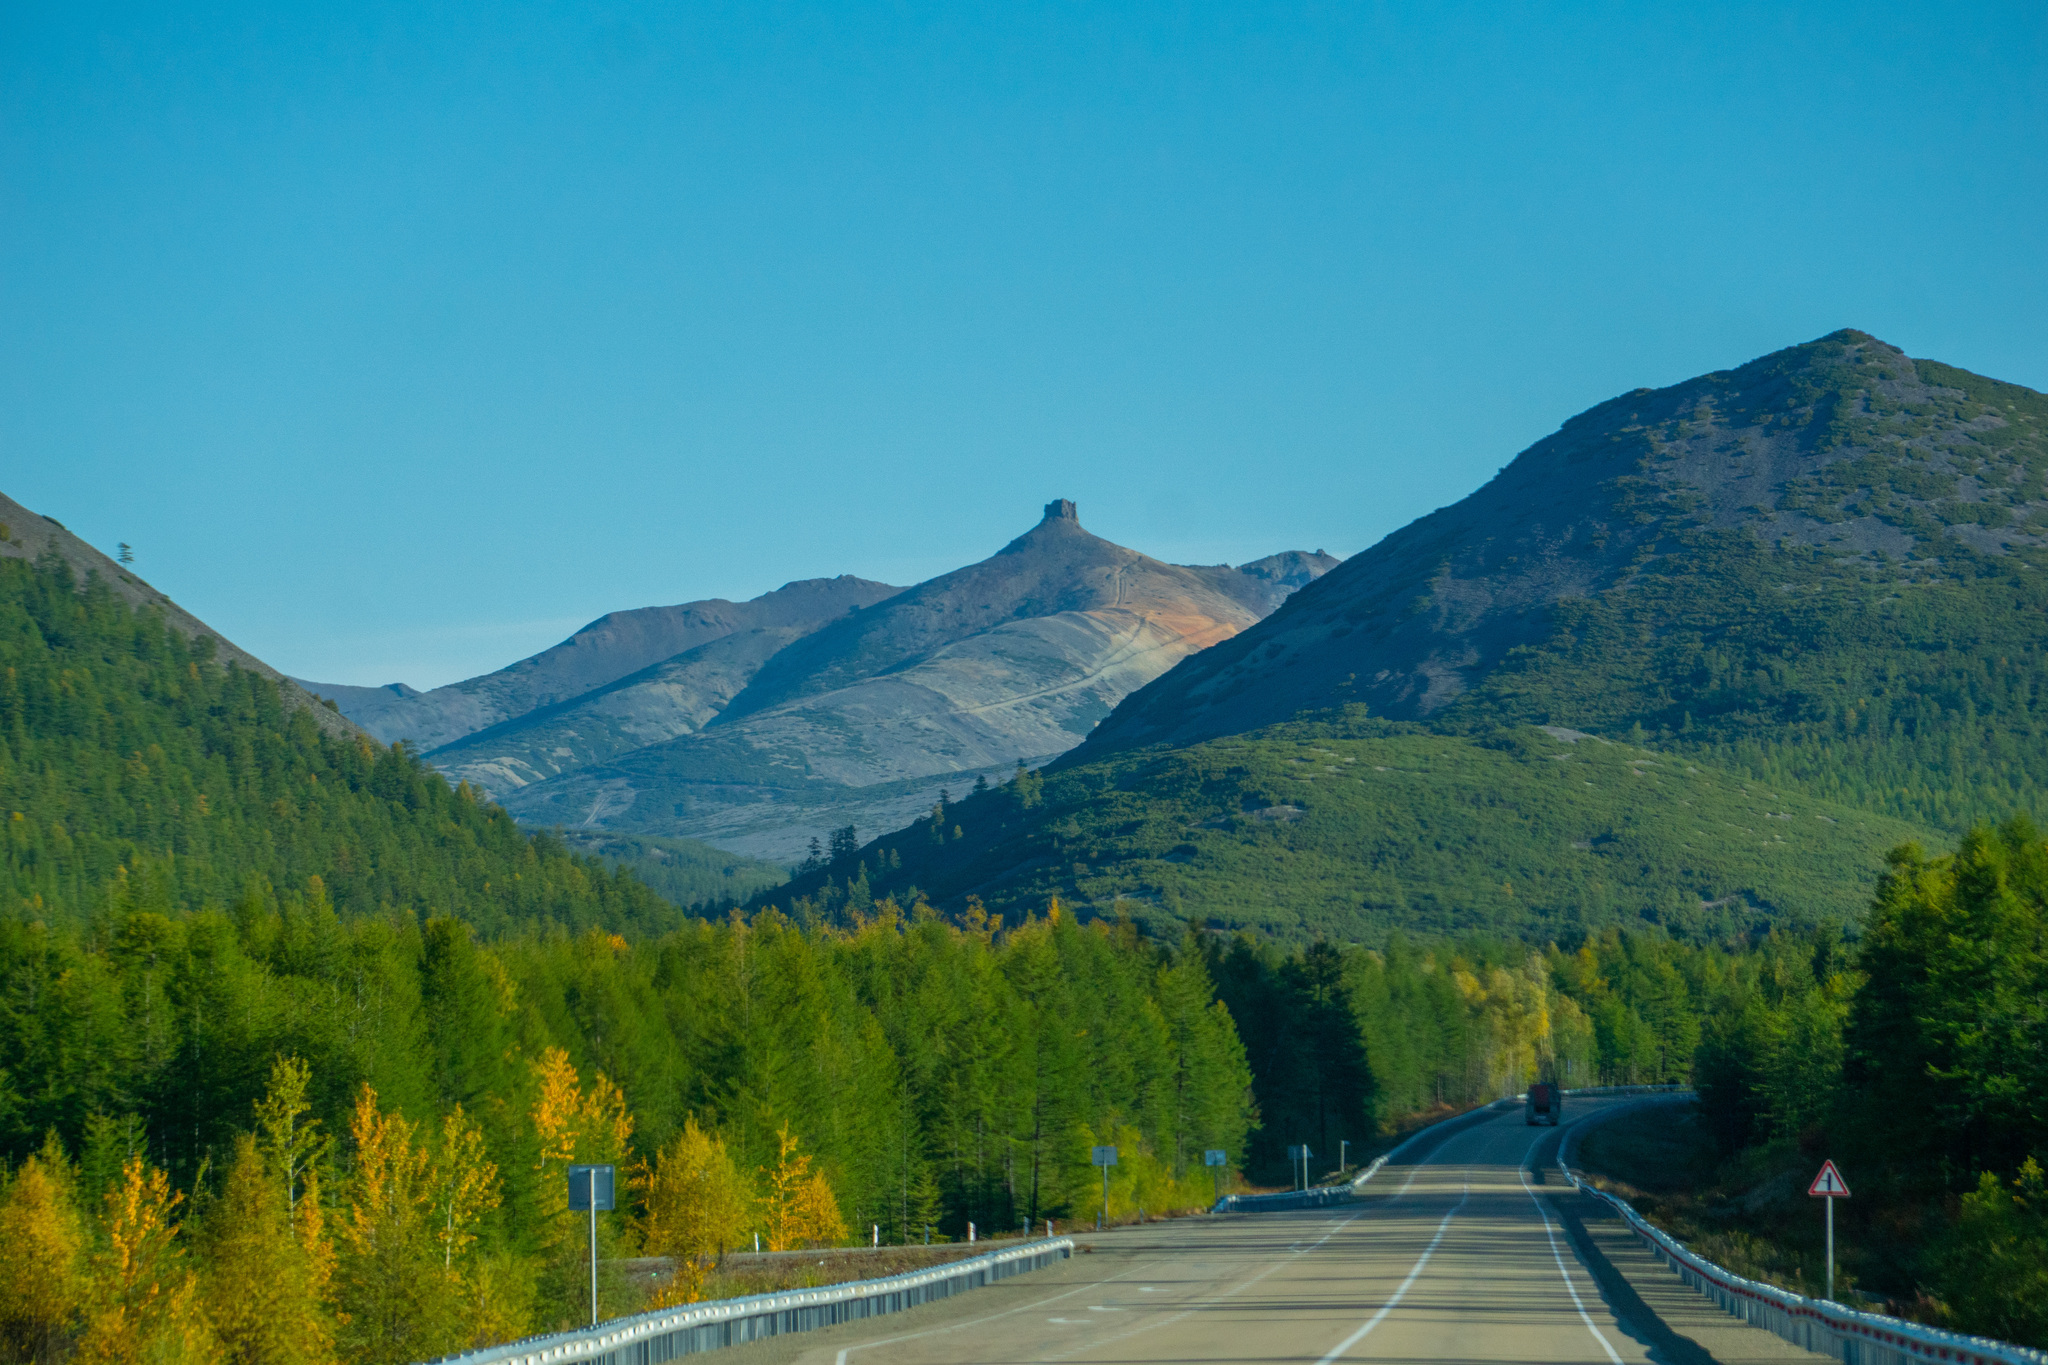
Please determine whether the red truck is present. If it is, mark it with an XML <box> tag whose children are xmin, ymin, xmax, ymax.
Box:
<box><xmin>1525</xmin><ymin>1082</ymin><xmax>1562</xmax><ymax>1126</ymax></box>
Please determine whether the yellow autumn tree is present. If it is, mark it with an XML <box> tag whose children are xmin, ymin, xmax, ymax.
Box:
<box><xmin>757</xmin><ymin>1122</ymin><xmax>844</xmax><ymax>1251</ymax></box>
<box><xmin>528</xmin><ymin>1048</ymin><xmax>636</xmax><ymax>1327</ymax></box>
<box><xmin>431</xmin><ymin>1105</ymin><xmax>498</xmax><ymax>1271</ymax></box>
<box><xmin>1452</xmin><ymin>955</ymin><xmax>1553</xmax><ymax>1096</ymax></box>
<box><xmin>201</xmin><ymin>1135</ymin><xmax>338</xmax><ymax>1365</ymax></box>
<box><xmin>790</xmin><ymin>1171</ymin><xmax>847</xmax><ymax>1248</ymax></box>
<box><xmin>75</xmin><ymin>1155</ymin><xmax>216</xmax><ymax>1365</ymax></box>
<box><xmin>333</xmin><ymin>1085</ymin><xmax>462</xmax><ymax>1365</ymax></box>
<box><xmin>0</xmin><ymin>1132</ymin><xmax>88</xmax><ymax>1363</ymax></box>
<box><xmin>632</xmin><ymin>1117</ymin><xmax>753</xmax><ymax>1306</ymax></box>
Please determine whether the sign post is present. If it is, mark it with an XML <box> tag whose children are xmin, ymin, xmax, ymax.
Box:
<box><xmin>1204</xmin><ymin>1149</ymin><xmax>1227</xmax><ymax>1202</ymax></box>
<box><xmin>567</xmin><ymin>1164</ymin><xmax>616</xmax><ymax>1327</ymax></box>
<box><xmin>1808</xmin><ymin>1160</ymin><xmax>1850</xmax><ymax>1301</ymax></box>
<box><xmin>1091</xmin><ymin>1146</ymin><xmax>1118</xmax><ymax>1229</ymax></box>
<box><xmin>1287</xmin><ymin>1145</ymin><xmax>1312</xmax><ymax>1192</ymax></box>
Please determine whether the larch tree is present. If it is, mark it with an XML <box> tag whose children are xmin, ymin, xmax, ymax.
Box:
<box><xmin>75</xmin><ymin>1156</ymin><xmax>215</xmax><ymax>1365</ymax></box>
<box><xmin>0</xmin><ymin>1133</ymin><xmax>88</xmax><ymax>1364</ymax></box>
<box><xmin>199</xmin><ymin>1134</ymin><xmax>337</xmax><ymax>1365</ymax></box>
<box><xmin>334</xmin><ymin>1085</ymin><xmax>461</xmax><ymax>1365</ymax></box>
<box><xmin>632</xmin><ymin>1117</ymin><xmax>753</xmax><ymax>1306</ymax></box>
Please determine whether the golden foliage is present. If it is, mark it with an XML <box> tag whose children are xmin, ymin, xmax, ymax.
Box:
<box><xmin>0</xmin><ymin>1133</ymin><xmax>88</xmax><ymax>1362</ymax></box>
<box><xmin>632</xmin><ymin>1117</ymin><xmax>753</xmax><ymax>1304</ymax></box>
<box><xmin>253</xmin><ymin>1054</ymin><xmax>326</xmax><ymax>1232</ymax></box>
<box><xmin>334</xmin><ymin>1085</ymin><xmax>463</xmax><ymax>1365</ymax></box>
<box><xmin>201</xmin><ymin>1135</ymin><xmax>337</xmax><ymax>1365</ymax></box>
<box><xmin>757</xmin><ymin>1123</ymin><xmax>843</xmax><ymax>1252</ymax></box>
<box><xmin>790</xmin><ymin>1172</ymin><xmax>847</xmax><ymax>1248</ymax></box>
<box><xmin>432</xmin><ymin>1106</ymin><xmax>499</xmax><ymax>1271</ymax></box>
<box><xmin>75</xmin><ymin>1156</ymin><xmax>216</xmax><ymax>1365</ymax></box>
<box><xmin>529</xmin><ymin>1047</ymin><xmax>635</xmax><ymax>1196</ymax></box>
<box><xmin>341</xmin><ymin>1085</ymin><xmax>432</xmax><ymax>1261</ymax></box>
<box><xmin>530</xmin><ymin>1047</ymin><xmax>585</xmax><ymax>1172</ymax></box>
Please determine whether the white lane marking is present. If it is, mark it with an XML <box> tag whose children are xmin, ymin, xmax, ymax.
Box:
<box><xmin>1039</xmin><ymin>1209</ymin><xmax>1365</xmax><ymax>1363</ymax></box>
<box><xmin>831</xmin><ymin>1258</ymin><xmax>1147</xmax><ymax>1365</ymax></box>
<box><xmin>1519</xmin><ymin>1165</ymin><xmax>1625</xmax><ymax>1364</ymax></box>
<box><xmin>1314</xmin><ymin>1184</ymin><xmax>1470</xmax><ymax>1365</ymax></box>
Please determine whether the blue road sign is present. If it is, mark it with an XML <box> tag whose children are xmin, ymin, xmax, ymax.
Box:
<box><xmin>567</xmin><ymin>1164</ymin><xmax>615</xmax><ymax>1211</ymax></box>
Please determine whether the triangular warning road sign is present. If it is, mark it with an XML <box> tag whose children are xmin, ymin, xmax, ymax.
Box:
<box><xmin>1808</xmin><ymin>1160</ymin><xmax>1851</xmax><ymax>1198</ymax></box>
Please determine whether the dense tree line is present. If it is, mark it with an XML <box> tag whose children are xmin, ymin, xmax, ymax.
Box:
<box><xmin>0</xmin><ymin>897</ymin><xmax>1253</xmax><ymax>1361</ymax></box>
<box><xmin>1692</xmin><ymin>821</ymin><xmax>2048</xmax><ymax>1346</ymax></box>
<box><xmin>1210</xmin><ymin>927</ymin><xmax>1718</xmax><ymax>1185</ymax></box>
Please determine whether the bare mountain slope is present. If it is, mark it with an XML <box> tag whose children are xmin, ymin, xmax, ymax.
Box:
<box><xmin>499</xmin><ymin>501</ymin><xmax>1336</xmax><ymax>858</ymax></box>
<box><xmin>0</xmin><ymin>490</ymin><xmax>358</xmax><ymax>738</ymax></box>
<box><xmin>300</xmin><ymin>575</ymin><xmax>902</xmax><ymax>751</ymax></box>
<box><xmin>1068</xmin><ymin>329</ymin><xmax>2048</xmax><ymax>762</ymax></box>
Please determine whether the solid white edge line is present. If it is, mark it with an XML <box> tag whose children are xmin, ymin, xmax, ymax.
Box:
<box><xmin>1314</xmin><ymin>1184</ymin><xmax>1470</xmax><ymax>1365</ymax></box>
<box><xmin>1520</xmin><ymin>1165</ymin><xmax>1625</xmax><ymax>1365</ymax></box>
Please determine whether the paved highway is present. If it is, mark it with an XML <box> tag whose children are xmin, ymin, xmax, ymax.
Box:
<box><xmin>724</xmin><ymin>1097</ymin><xmax>1825</xmax><ymax>1365</ymax></box>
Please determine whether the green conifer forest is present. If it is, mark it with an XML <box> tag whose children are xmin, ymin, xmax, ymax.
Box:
<box><xmin>0</xmin><ymin>543</ymin><xmax>2043</xmax><ymax>1356</ymax></box>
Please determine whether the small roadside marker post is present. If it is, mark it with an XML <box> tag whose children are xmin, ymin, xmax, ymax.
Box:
<box><xmin>567</xmin><ymin>1164</ymin><xmax>615</xmax><ymax>1328</ymax></box>
<box><xmin>1091</xmin><ymin>1146</ymin><xmax>1118</xmax><ymax>1228</ymax></box>
<box><xmin>1204</xmin><ymin>1149</ymin><xmax>1227</xmax><ymax>1203</ymax></box>
<box><xmin>1287</xmin><ymin>1145</ymin><xmax>1312</xmax><ymax>1192</ymax></box>
<box><xmin>1808</xmin><ymin>1160</ymin><xmax>1851</xmax><ymax>1300</ymax></box>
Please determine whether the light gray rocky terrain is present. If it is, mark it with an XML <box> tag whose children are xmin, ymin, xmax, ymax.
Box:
<box><xmin>314</xmin><ymin>500</ymin><xmax>1334</xmax><ymax>862</ymax></box>
<box><xmin>297</xmin><ymin>575</ymin><xmax>902</xmax><ymax>755</ymax></box>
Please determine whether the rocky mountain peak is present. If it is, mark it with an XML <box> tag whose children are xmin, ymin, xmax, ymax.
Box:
<box><xmin>1043</xmin><ymin>498</ymin><xmax>1079</xmax><ymax>523</ymax></box>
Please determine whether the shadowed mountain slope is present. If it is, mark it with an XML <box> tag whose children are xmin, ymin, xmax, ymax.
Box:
<box><xmin>299</xmin><ymin>574</ymin><xmax>903</xmax><ymax>751</ymax></box>
<box><xmin>498</xmin><ymin>502</ymin><xmax>1336</xmax><ymax>858</ymax></box>
<box><xmin>1068</xmin><ymin>330</ymin><xmax>2048</xmax><ymax>830</ymax></box>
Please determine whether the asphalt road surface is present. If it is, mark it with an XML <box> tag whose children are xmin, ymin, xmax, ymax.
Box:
<box><xmin>721</xmin><ymin>1096</ymin><xmax>1825</xmax><ymax>1365</ymax></box>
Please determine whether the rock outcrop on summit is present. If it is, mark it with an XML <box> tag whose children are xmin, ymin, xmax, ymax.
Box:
<box><xmin>1067</xmin><ymin>329</ymin><xmax>2048</xmax><ymax>760</ymax></box>
<box><xmin>499</xmin><ymin>502</ymin><xmax>1335</xmax><ymax>857</ymax></box>
<box><xmin>306</xmin><ymin>501</ymin><xmax>1335</xmax><ymax>861</ymax></box>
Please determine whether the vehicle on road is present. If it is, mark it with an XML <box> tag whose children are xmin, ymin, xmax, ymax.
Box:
<box><xmin>1525</xmin><ymin>1082</ymin><xmax>1562</xmax><ymax>1126</ymax></box>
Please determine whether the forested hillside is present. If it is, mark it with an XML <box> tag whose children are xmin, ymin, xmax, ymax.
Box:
<box><xmin>807</xmin><ymin>335</ymin><xmax>2048</xmax><ymax>941</ymax></box>
<box><xmin>0</xmin><ymin>548</ymin><xmax>1261</xmax><ymax>1363</ymax></box>
<box><xmin>760</xmin><ymin>717</ymin><xmax>1929</xmax><ymax>941</ymax></box>
<box><xmin>1077</xmin><ymin>333</ymin><xmax>2048</xmax><ymax>820</ymax></box>
<box><xmin>0</xmin><ymin>555</ymin><xmax>678</xmax><ymax>938</ymax></box>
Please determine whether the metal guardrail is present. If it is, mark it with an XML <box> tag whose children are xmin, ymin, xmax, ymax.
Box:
<box><xmin>1558</xmin><ymin>1097</ymin><xmax>2047</xmax><ymax>1365</ymax></box>
<box><xmin>421</xmin><ymin>1236</ymin><xmax>1074</xmax><ymax>1365</ymax></box>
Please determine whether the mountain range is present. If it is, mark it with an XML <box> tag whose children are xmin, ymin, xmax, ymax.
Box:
<box><xmin>762</xmin><ymin>330</ymin><xmax>2048</xmax><ymax>939</ymax></box>
<box><xmin>300</xmin><ymin>501</ymin><xmax>1336</xmax><ymax>861</ymax></box>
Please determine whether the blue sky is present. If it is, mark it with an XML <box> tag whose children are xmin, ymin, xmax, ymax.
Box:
<box><xmin>5</xmin><ymin>2</ymin><xmax>2043</xmax><ymax>688</ymax></box>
